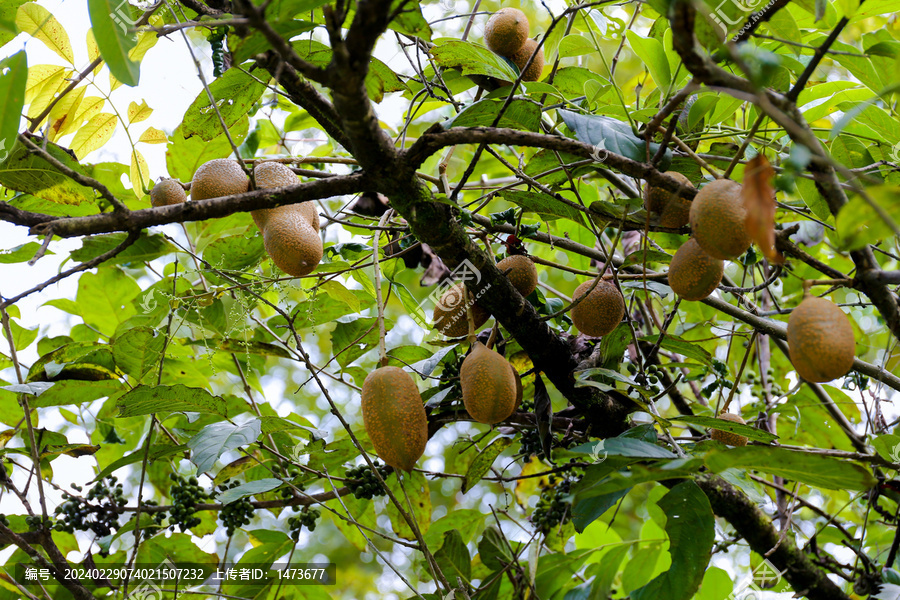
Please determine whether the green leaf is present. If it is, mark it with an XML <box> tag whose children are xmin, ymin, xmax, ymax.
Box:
<box><xmin>76</xmin><ymin>266</ymin><xmax>140</xmax><ymax>335</ymax></box>
<box><xmin>116</xmin><ymin>384</ymin><xmax>227</xmax><ymax>417</ymax></box>
<box><xmin>558</xmin><ymin>110</ymin><xmax>672</xmax><ymax>171</ymax></box>
<box><xmin>70</xmin><ymin>232</ymin><xmax>174</xmax><ymax>265</ymax></box>
<box><xmin>330</xmin><ymin>317</ymin><xmax>379</xmax><ymax>368</ymax></box>
<box><xmin>574</xmin><ymin>458</ymin><xmax>704</xmax><ymax>500</ymax></box>
<box><xmin>0</xmin><ymin>139</ymin><xmax>94</xmax><ymax>205</ymax></box>
<box><xmin>181</xmin><ymin>68</ymin><xmax>265</xmax><ymax>141</ymax></box>
<box><xmin>625</xmin><ymin>31</ymin><xmax>671</xmax><ymax>90</ymax></box>
<box><xmin>835</xmin><ymin>185</ymin><xmax>900</xmax><ymax>250</ymax></box>
<box><xmin>187</xmin><ymin>419</ymin><xmax>262</xmax><ymax>473</ymax></box>
<box><xmin>462</xmin><ymin>437</ymin><xmax>513</xmax><ymax>493</ymax></box>
<box><xmin>638</xmin><ymin>334</ymin><xmax>713</xmax><ymax>367</ymax></box>
<box><xmin>571</xmin><ymin>486</ymin><xmax>629</xmax><ymax>532</ymax></box>
<box><xmin>87</xmin><ymin>0</ymin><xmax>139</xmax><ymax>86</ymax></box>
<box><xmin>447</xmin><ymin>97</ymin><xmax>541</xmax><ymax>132</ymax></box>
<box><xmin>202</xmin><ymin>233</ymin><xmax>266</xmax><ymax>271</ymax></box>
<box><xmin>0</xmin><ymin>51</ymin><xmax>26</xmax><ymax>153</ymax></box>
<box><xmin>434</xmin><ymin>530</ymin><xmax>472</xmax><ymax>584</ymax></box>
<box><xmin>423</xmin><ymin>508</ymin><xmax>485</xmax><ymax>547</ymax></box>
<box><xmin>112</xmin><ymin>326</ymin><xmax>164</xmax><ymax>382</ymax></box>
<box><xmin>478</xmin><ymin>526</ymin><xmax>514</xmax><ymax>570</ymax></box>
<box><xmin>430</xmin><ymin>39</ymin><xmax>519</xmax><ymax>82</ymax></box>
<box><xmin>872</xmin><ymin>434</ymin><xmax>900</xmax><ymax>463</ymax></box>
<box><xmin>0</xmin><ymin>242</ymin><xmax>45</xmax><ymax>264</ymax></box>
<box><xmin>92</xmin><ymin>443</ymin><xmax>186</xmax><ymax>482</ymax></box>
<box><xmin>569</xmin><ymin>438</ymin><xmax>677</xmax><ymax>459</ymax></box>
<box><xmin>631</xmin><ymin>481</ymin><xmax>714</xmax><ymax>600</ymax></box>
<box><xmin>388</xmin><ymin>0</ymin><xmax>431</xmax><ymax>40</ymax></box>
<box><xmin>30</xmin><ymin>380</ymin><xmax>122</xmax><ymax>408</ymax></box>
<box><xmin>672</xmin><ymin>415</ymin><xmax>778</xmax><ymax>444</ymax></box>
<box><xmin>500</xmin><ymin>189</ymin><xmax>585</xmax><ymax>226</ymax></box>
<box><xmin>704</xmin><ymin>446</ymin><xmax>877</xmax><ymax>490</ymax></box>
<box><xmin>1</xmin><ymin>381</ymin><xmax>54</xmax><ymax>396</ymax></box>
<box><xmin>385</xmin><ymin>470</ymin><xmax>432</xmax><ymax>540</ymax></box>
<box><xmin>217</xmin><ymin>478</ymin><xmax>282</xmax><ymax>504</ymax></box>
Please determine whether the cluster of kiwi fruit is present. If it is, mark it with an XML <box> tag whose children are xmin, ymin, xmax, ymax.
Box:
<box><xmin>651</xmin><ymin>174</ymin><xmax>856</xmax><ymax>382</ymax></box>
<box><xmin>361</xmin><ymin>341</ymin><xmax>523</xmax><ymax>471</ymax></box>
<box><xmin>150</xmin><ymin>159</ymin><xmax>322</xmax><ymax>277</ymax></box>
<box><xmin>484</xmin><ymin>8</ymin><xmax>544</xmax><ymax>82</ymax></box>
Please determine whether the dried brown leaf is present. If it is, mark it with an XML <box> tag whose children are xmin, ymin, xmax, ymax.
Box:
<box><xmin>742</xmin><ymin>155</ymin><xmax>784</xmax><ymax>264</ymax></box>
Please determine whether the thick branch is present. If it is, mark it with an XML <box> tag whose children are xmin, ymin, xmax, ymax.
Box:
<box><xmin>695</xmin><ymin>475</ymin><xmax>852</xmax><ymax>600</ymax></box>
<box><xmin>20</xmin><ymin>174</ymin><xmax>368</xmax><ymax>238</ymax></box>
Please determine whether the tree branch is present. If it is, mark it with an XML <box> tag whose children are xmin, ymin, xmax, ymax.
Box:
<box><xmin>18</xmin><ymin>174</ymin><xmax>368</xmax><ymax>238</ymax></box>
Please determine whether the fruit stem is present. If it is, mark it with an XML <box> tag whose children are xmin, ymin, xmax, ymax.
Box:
<box><xmin>372</xmin><ymin>210</ymin><xmax>393</xmax><ymax>368</ymax></box>
<box><xmin>721</xmin><ymin>330</ymin><xmax>758</xmax><ymax>415</ymax></box>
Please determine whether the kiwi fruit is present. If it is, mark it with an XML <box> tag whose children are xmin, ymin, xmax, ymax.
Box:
<box><xmin>432</xmin><ymin>283</ymin><xmax>490</xmax><ymax>337</ymax></box>
<box><xmin>484</xmin><ymin>8</ymin><xmax>529</xmax><ymax>58</ymax></box>
<box><xmin>263</xmin><ymin>210</ymin><xmax>323</xmax><ymax>277</ymax></box>
<box><xmin>710</xmin><ymin>413</ymin><xmax>748</xmax><ymax>447</ymax></box>
<box><xmin>190</xmin><ymin>158</ymin><xmax>249</xmax><ymax>201</ymax></box>
<box><xmin>787</xmin><ymin>295</ymin><xmax>856</xmax><ymax>383</ymax></box>
<box><xmin>497</xmin><ymin>255</ymin><xmax>537</xmax><ymax>297</ymax></box>
<box><xmin>570</xmin><ymin>280</ymin><xmax>625</xmax><ymax>337</ymax></box>
<box><xmin>251</xmin><ymin>162</ymin><xmax>319</xmax><ymax>232</ymax></box>
<box><xmin>460</xmin><ymin>341</ymin><xmax>517</xmax><ymax>424</ymax></box>
<box><xmin>644</xmin><ymin>171</ymin><xmax>694</xmax><ymax>228</ymax></box>
<box><xmin>667</xmin><ymin>238</ymin><xmax>724</xmax><ymax>301</ymax></box>
<box><xmin>150</xmin><ymin>178</ymin><xmax>187</xmax><ymax>207</ymax></box>
<box><xmin>511</xmin><ymin>38</ymin><xmax>544</xmax><ymax>82</ymax></box>
<box><xmin>361</xmin><ymin>366</ymin><xmax>428</xmax><ymax>471</ymax></box>
<box><xmin>689</xmin><ymin>178</ymin><xmax>751</xmax><ymax>260</ymax></box>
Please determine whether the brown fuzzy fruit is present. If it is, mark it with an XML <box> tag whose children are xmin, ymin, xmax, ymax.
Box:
<box><xmin>689</xmin><ymin>178</ymin><xmax>751</xmax><ymax>260</ymax></box>
<box><xmin>484</xmin><ymin>8</ymin><xmax>529</xmax><ymax>58</ymax></box>
<box><xmin>570</xmin><ymin>280</ymin><xmax>625</xmax><ymax>337</ymax></box>
<box><xmin>460</xmin><ymin>342</ymin><xmax>517</xmax><ymax>424</ymax></box>
<box><xmin>668</xmin><ymin>238</ymin><xmax>724</xmax><ymax>301</ymax></box>
<box><xmin>361</xmin><ymin>366</ymin><xmax>428</xmax><ymax>471</ymax></box>
<box><xmin>644</xmin><ymin>171</ymin><xmax>694</xmax><ymax>228</ymax></box>
<box><xmin>497</xmin><ymin>255</ymin><xmax>537</xmax><ymax>297</ymax></box>
<box><xmin>511</xmin><ymin>38</ymin><xmax>544</xmax><ymax>82</ymax></box>
<box><xmin>190</xmin><ymin>159</ymin><xmax>249</xmax><ymax>201</ymax></box>
<box><xmin>251</xmin><ymin>162</ymin><xmax>319</xmax><ymax>232</ymax></box>
<box><xmin>710</xmin><ymin>413</ymin><xmax>748</xmax><ymax>447</ymax></box>
<box><xmin>432</xmin><ymin>283</ymin><xmax>490</xmax><ymax>337</ymax></box>
<box><xmin>787</xmin><ymin>296</ymin><xmax>856</xmax><ymax>383</ymax></box>
<box><xmin>150</xmin><ymin>178</ymin><xmax>187</xmax><ymax>207</ymax></box>
<box><xmin>263</xmin><ymin>211</ymin><xmax>323</xmax><ymax>277</ymax></box>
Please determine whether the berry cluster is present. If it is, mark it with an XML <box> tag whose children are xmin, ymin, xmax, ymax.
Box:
<box><xmin>627</xmin><ymin>363</ymin><xmax>662</xmax><ymax>388</ymax></box>
<box><xmin>287</xmin><ymin>507</ymin><xmax>320</xmax><ymax>540</ymax></box>
<box><xmin>53</xmin><ymin>476</ymin><xmax>125</xmax><ymax>536</ymax></box>
<box><xmin>344</xmin><ymin>462</ymin><xmax>390</xmax><ymax>500</ymax></box>
<box><xmin>168</xmin><ymin>474</ymin><xmax>209</xmax><ymax>532</ymax></box>
<box><xmin>531</xmin><ymin>478</ymin><xmax>572</xmax><ymax>535</ymax></box>
<box><xmin>519</xmin><ymin>428</ymin><xmax>543</xmax><ymax>459</ymax></box>
<box><xmin>218</xmin><ymin>480</ymin><xmax>255</xmax><ymax>536</ymax></box>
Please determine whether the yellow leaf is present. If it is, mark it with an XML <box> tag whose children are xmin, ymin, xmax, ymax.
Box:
<box><xmin>138</xmin><ymin>127</ymin><xmax>167</xmax><ymax>144</ymax></box>
<box><xmin>86</xmin><ymin>29</ymin><xmax>103</xmax><ymax>76</ymax></box>
<box><xmin>47</xmin><ymin>86</ymin><xmax>85</xmax><ymax>142</ymax></box>
<box><xmin>127</xmin><ymin>100</ymin><xmax>152</xmax><ymax>124</ymax></box>
<box><xmin>26</xmin><ymin>68</ymin><xmax>69</xmax><ymax>121</ymax></box>
<box><xmin>24</xmin><ymin>64</ymin><xmax>65</xmax><ymax>103</ymax></box>
<box><xmin>130</xmin><ymin>149</ymin><xmax>150</xmax><ymax>199</ymax></box>
<box><xmin>63</xmin><ymin>96</ymin><xmax>106</xmax><ymax>138</ymax></box>
<box><xmin>515</xmin><ymin>457</ymin><xmax>552</xmax><ymax>508</ymax></box>
<box><xmin>742</xmin><ymin>154</ymin><xmax>784</xmax><ymax>264</ymax></box>
<box><xmin>70</xmin><ymin>112</ymin><xmax>117</xmax><ymax>159</ymax></box>
<box><xmin>16</xmin><ymin>3</ymin><xmax>74</xmax><ymax>64</ymax></box>
<box><xmin>110</xmin><ymin>23</ymin><xmax>161</xmax><ymax>92</ymax></box>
